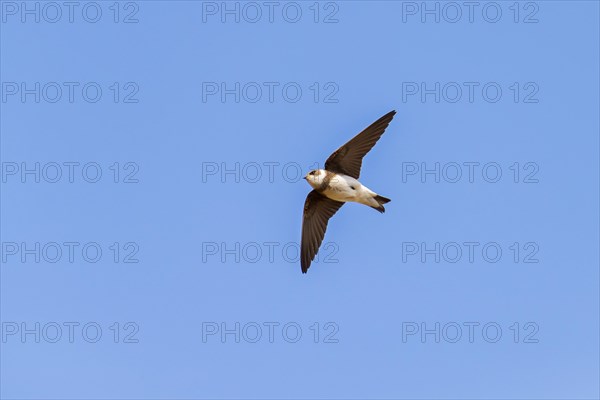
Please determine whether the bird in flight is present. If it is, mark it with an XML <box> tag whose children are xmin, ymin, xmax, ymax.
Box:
<box><xmin>300</xmin><ymin>110</ymin><xmax>396</xmax><ymax>273</ymax></box>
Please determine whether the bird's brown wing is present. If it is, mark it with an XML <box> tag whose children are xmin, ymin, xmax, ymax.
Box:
<box><xmin>301</xmin><ymin>190</ymin><xmax>344</xmax><ymax>273</ymax></box>
<box><xmin>324</xmin><ymin>110</ymin><xmax>396</xmax><ymax>179</ymax></box>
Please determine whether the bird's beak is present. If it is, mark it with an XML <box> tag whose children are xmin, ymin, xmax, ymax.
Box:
<box><xmin>303</xmin><ymin>176</ymin><xmax>307</xmax><ymax>180</ymax></box>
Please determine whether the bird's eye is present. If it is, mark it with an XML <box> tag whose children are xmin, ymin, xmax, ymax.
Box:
<box><xmin>309</xmin><ymin>171</ymin><xmax>315</xmax><ymax>175</ymax></box>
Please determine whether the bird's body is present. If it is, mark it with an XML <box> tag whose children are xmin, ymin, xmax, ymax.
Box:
<box><xmin>305</xmin><ymin>169</ymin><xmax>386</xmax><ymax>211</ymax></box>
<box><xmin>300</xmin><ymin>110</ymin><xmax>396</xmax><ymax>273</ymax></box>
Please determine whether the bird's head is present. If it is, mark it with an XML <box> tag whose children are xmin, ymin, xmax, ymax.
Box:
<box><xmin>304</xmin><ymin>169</ymin><xmax>326</xmax><ymax>189</ymax></box>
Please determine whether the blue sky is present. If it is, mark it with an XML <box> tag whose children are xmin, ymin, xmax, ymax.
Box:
<box><xmin>1</xmin><ymin>1</ymin><xmax>599</xmax><ymax>399</ymax></box>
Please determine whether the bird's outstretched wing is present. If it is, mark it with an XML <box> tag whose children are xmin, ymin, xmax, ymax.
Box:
<box><xmin>324</xmin><ymin>110</ymin><xmax>396</xmax><ymax>179</ymax></box>
<box><xmin>301</xmin><ymin>190</ymin><xmax>344</xmax><ymax>273</ymax></box>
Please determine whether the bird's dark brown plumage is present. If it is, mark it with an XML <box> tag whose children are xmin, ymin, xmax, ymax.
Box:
<box><xmin>300</xmin><ymin>190</ymin><xmax>344</xmax><ymax>273</ymax></box>
<box><xmin>324</xmin><ymin>110</ymin><xmax>396</xmax><ymax>179</ymax></box>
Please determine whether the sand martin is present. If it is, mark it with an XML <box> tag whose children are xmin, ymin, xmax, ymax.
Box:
<box><xmin>300</xmin><ymin>110</ymin><xmax>396</xmax><ymax>273</ymax></box>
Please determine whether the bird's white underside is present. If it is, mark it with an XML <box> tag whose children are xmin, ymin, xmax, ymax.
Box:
<box><xmin>306</xmin><ymin>169</ymin><xmax>380</xmax><ymax>208</ymax></box>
